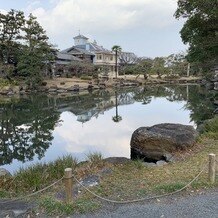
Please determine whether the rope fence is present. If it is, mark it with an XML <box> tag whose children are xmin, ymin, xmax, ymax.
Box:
<box><xmin>0</xmin><ymin>153</ymin><xmax>216</xmax><ymax>205</ymax></box>
<box><xmin>63</xmin><ymin>153</ymin><xmax>218</xmax><ymax>204</ymax></box>
<box><xmin>72</xmin><ymin>163</ymin><xmax>207</xmax><ymax>204</ymax></box>
<box><xmin>0</xmin><ymin>177</ymin><xmax>63</xmax><ymax>204</ymax></box>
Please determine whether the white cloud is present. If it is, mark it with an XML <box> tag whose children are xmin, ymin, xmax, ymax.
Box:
<box><xmin>28</xmin><ymin>0</ymin><xmax>179</xmax><ymax>47</ymax></box>
<box><xmin>53</xmin><ymin>111</ymin><xmax>132</xmax><ymax>158</ymax></box>
<box><xmin>26</xmin><ymin>0</ymin><xmax>41</xmax><ymax>13</ymax></box>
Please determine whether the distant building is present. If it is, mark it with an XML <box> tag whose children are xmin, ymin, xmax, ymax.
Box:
<box><xmin>56</xmin><ymin>34</ymin><xmax>117</xmax><ymax>77</ymax></box>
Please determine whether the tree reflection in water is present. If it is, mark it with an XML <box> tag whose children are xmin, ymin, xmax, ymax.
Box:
<box><xmin>0</xmin><ymin>95</ymin><xmax>61</xmax><ymax>165</ymax></box>
<box><xmin>112</xmin><ymin>91</ymin><xmax>122</xmax><ymax>123</ymax></box>
<box><xmin>0</xmin><ymin>85</ymin><xmax>216</xmax><ymax>167</ymax></box>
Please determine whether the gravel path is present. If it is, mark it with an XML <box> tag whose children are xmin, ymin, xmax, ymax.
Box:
<box><xmin>0</xmin><ymin>189</ymin><xmax>217</xmax><ymax>217</ymax></box>
<box><xmin>75</xmin><ymin>189</ymin><xmax>218</xmax><ymax>218</ymax></box>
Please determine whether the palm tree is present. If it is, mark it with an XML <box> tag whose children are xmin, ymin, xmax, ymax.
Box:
<box><xmin>112</xmin><ymin>91</ymin><xmax>122</xmax><ymax>123</ymax></box>
<box><xmin>112</xmin><ymin>45</ymin><xmax>122</xmax><ymax>79</ymax></box>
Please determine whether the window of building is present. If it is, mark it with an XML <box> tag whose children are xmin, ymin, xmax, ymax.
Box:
<box><xmin>110</xmin><ymin>56</ymin><xmax>113</xmax><ymax>61</ymax></box>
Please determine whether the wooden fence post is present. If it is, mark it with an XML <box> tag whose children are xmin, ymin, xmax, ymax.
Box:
<box><xmin>64</xmin><ymin>168</ymin><xmax>73</xmax><ymax>203</ymax></box>
<box><xmin>208</xmin><ymin>154</ymin><xmax>216</xmax><ymax>184</ymax></box>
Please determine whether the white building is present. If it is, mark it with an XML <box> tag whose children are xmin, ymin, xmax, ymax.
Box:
<box><xmin>59</xmin><ymin>34</ymin><xmax>117</xmax><ymax>77</ymax></box>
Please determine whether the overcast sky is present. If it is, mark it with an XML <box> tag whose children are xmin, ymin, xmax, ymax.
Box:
<box><xmin>0</xmin><ymin>0</ymin><xmax>187</xmax><ymax>57</ymax></box>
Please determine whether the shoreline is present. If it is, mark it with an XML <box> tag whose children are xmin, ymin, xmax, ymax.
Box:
<box><xmin>0</xmin><ymin>75</ymin><xmax>202</xmax><ymax>97</ymax></box>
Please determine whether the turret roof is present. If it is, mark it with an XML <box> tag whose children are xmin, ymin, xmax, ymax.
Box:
<box><xmin>73</xmin><ymin>34</ymin><xmax>89</xmax><ymax>40</ymax></box>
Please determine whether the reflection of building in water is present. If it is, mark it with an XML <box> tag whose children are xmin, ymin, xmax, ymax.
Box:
<box><xmin>52</xmin><ymin>92</ymin><xmax>136</xmax><ymax>124</ymax></box>
<box><xmin>97</xmin><ymin>94</ymin><xmax>135</xmax><ymax>108</ymax></box>
<box><xmin>75</xmin><ymin>94</ymin><xmax>135</xmax><ymax>124</ymax></box>
<box><xmin>77</xmin><ymin>110</ymin><xmax>97</xmax><ymax>123</ymax></box>
<box><xmin>96</xmin><ymin>97</ymin><xmax>115</xmax><ymax>110</ymax></box>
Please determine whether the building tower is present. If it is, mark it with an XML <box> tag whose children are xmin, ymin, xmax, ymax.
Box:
<box><xmin>73</xmin><ymin>34</ymin><xmax>89</xmax><ymax>46</ymax></box>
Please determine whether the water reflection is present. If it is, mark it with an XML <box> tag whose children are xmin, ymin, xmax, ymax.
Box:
<box><xmin>112</xmin><ymin>91</ymin><xmax>122</xmax><ymax>122</ymax></box>
<box><xmin>0</xmin><ymin>85</ymin><xmax>216</xmax><ymax>172</ymax></box>
<box><xmin>0</xmin><ymin>96</ymin><xmax>60</xmax><ymax>165</ymax></box>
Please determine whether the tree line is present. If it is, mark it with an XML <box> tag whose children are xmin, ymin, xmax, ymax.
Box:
<box><xmin>119</xmin><ymin>52</ymin><xmax>196</xmax><ymax>78</ymax></box>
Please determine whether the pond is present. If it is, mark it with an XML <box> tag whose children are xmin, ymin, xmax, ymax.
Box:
<box><xmin>0</xmin><ymin>85</ymin><xmax>216</xmax><ymax>173</ymax></box>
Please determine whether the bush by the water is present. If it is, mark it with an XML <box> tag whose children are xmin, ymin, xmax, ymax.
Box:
<box><xmin>201</xmin><ymin>116</ymin><xmax>218</xmax><ymax>139</ymax></box>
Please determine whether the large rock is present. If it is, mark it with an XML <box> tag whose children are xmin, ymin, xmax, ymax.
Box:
<box><xmin>130</xmin><ymin>123</ymin><xmax>198</xmax><ymax>162</ymax></box>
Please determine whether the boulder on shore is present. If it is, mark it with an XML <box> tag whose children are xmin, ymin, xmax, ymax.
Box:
<box><xmin>130</xmin><ymin>123</ymin><xmax>198</xmax><ymax>162</ymax></box>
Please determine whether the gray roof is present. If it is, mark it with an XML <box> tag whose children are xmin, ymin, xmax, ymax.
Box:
<box><xmin>56</xmin><ymin>52</ymin><xmax>82</xmax><ymax>61</ymax></box>
<box><xmin>73</xmin><ymin>34</ymin><xmax>89</xmax><ymax>40</ymax></box>
<box><xmin>88</xmin><ymin>42</ymin><xmax>112</xmax><ymax>54</ymax></box>
<box><xmin>74</xmin><ymin>47</ymin><xmax>95</xmax><ymax>55</ymax></box>
<box><xmin>61</xmin><ymin>47</ymin><xmax>95</xmax><ymax>56</ymax></box>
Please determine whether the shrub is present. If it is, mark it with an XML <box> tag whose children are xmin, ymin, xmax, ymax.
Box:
<box><xmin>201</xmin><ymin>116</ymin><xmax>218</xmax><ymax>139</ymax></box>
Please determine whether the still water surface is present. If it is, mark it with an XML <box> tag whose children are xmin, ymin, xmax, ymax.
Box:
<box><xmin>0</xmin><ymin>85</ymin><xmax>215</xmax><ymax>173</ymax></box>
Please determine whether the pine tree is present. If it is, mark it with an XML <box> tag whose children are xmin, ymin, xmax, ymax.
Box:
<box><xmin>17</xmin><ymin>14</ymin><xmax>55</xmax><ymax>88</ymax></box>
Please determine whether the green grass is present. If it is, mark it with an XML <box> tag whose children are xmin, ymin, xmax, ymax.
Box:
<box><xmin>86</xmin><ymin>152</ymin><xmax>104</xmax><ymax>165</ymax></box>
<box><xmin>190</xmin><ymin>181</ymin><xmax>217</xmax><ymax>189</ymax></box>
<box><xmin>39</xmin><ymin>197</ymin><xmax>100</xmax><ymax>215</ymax></box>
<box><xmin>132</xmin><ymin>159</ymin><xmax>145</xmax><ymax>170</ymax></box>
<box><xmin>201</xmin><ymin>116</ymin><xmax>218</xmax><ymax>139</ymax></box>
<box><xmin>0</xmin><ymin>155</ymin><xmax>78</xmax><ymax>194</ymax></box>
<box><xmin>154</xmin><ymin>183</ymin><xmax>185</xmax><ymax>194</ymax></box>
<box><xmin>0</xmin><ymin>190</ymin><xmax>10</xmax><ymax>198</ymax></box>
